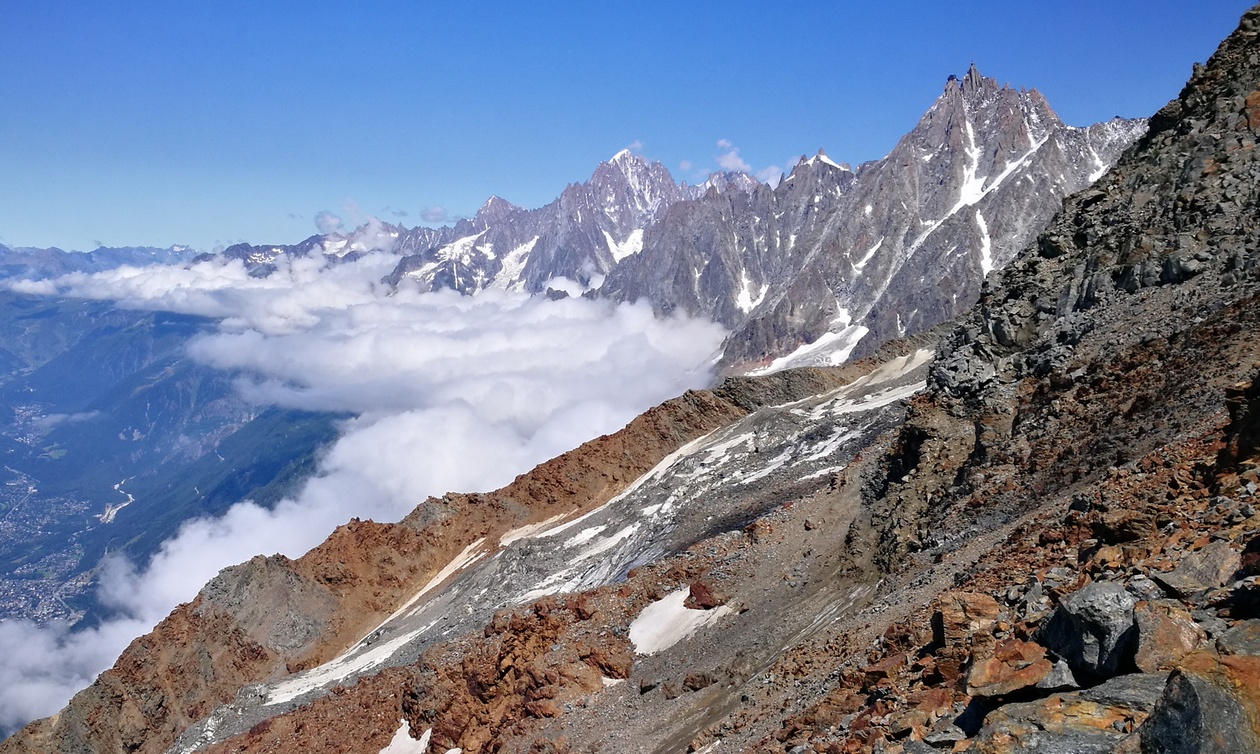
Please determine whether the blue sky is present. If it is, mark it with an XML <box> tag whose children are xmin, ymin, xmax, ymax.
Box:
<box><xmin>0</xmin><ymin>1</ymin><xmax>1253</xmax><ymax>252</ymax></box>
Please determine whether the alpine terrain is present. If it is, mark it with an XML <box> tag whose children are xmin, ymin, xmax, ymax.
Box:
<box><xmin>11</xmin><ymin>6</ymin><xmax>1260</xmax><ymax>753</ymax></box>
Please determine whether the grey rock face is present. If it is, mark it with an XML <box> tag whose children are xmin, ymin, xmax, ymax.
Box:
<box><xmin>384</xmin><ymin>150</ymin><xmax>686</xmax><ymax>294</ymax></box>
<box><xmin>1216</xmin><ymin>619</ymin><xmax>1260</xmax><ymax>656</ymax></box>
<box><xmin>932</xmin><ymin>5</ymin><xmax>1260</xmax><ymax>398</ymax></box>
<box><xmin>1037</xmin><ymin>581</ymin><xmax>1137</xmax><ymax>677</ymax></box>
<box><xmin>1138</xmin><ymin>665</ymin><xmax>1260</xmax><ymax>754</ymax></box>
<box><xmin>1152</xmin><ymin>540</ymin><xmax>1242</xmax><ymax>600</ymax></box>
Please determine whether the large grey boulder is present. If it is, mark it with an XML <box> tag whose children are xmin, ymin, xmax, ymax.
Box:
<box><xmin>1037</xmin><ymin>581</ymin><xmax>1137</xmax><ymax>677</ymax></box>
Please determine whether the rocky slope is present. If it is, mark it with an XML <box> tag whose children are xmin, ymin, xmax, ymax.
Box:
<box><xmin>0</xmin><ymin>356</ymin><xmax>889</xmax><ymax>753</ymax></box>
<box><xmin>9</xmin><ymin>7</ymin><xmax>1260</xmax><ymax>754</ymax></box>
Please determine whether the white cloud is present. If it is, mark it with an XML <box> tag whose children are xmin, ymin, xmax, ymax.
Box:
<box><xmin>0</xmin><ymin>253</ymin><xmax>728</xmax><ymax>733</ymax></box>
<box><xmin>716</xmin><ymin>140</ymin><xmax>752</xmax><ymax>173</ymax></box>
<box><xmin>420</xmin><ymin>206</ymin><xmax>450</xmax><ymax>223</ymax></box>
<box><xmin>756</xmin><ymin>165</ymin><xmax>785</xmax><ymax>186</ymax></box>
<box><xmin>627</xmin><ymin>139</ymin><xmax>644</xmax><ymax>151</ymax></box>
<box><xmin>315</xmin><ymin>210</ymin><xmax>343</xmax><ymax>235</ymax></box>
<box><xmin>0</xmin><ymin>615</ymin><xmax>152</xmax><ymax>734</ymax></box>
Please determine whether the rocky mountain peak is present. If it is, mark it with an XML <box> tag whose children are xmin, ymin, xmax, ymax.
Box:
<box><xmin>797</xmin><ymin>147</ymin><xmax>849</xmax><ymax>172</ymax></box>
<box><xmin>698</xmin><ymin>171</ymin><xmax>761</xmax><ymax>196</ymax></box>
<box><xmin>474</xmin><ymin>195</ymin><xmax>520</xmax><ymax>224</ymax></box>
<box><xmin>961</xmin><ymin>61</ymin><xmax>987</xmax><ymax>95</ymax></box>
<box><xmin>379</xmin><ymin>62</ymin><xmax>1139</xmax><ymax>368</ymax></box>
<box><xmin>585</xmin><ymin>149</ymin><xmax>681</xmax><ymax>228</ymax></box>
<box><xmin>934</xmin><ymin>0</ymin><xmax>1260</xmax><ymax>398</ymax></box>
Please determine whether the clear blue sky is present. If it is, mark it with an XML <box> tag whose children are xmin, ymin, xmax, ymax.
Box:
<box><xmin>0</xmin><ymin>1</ymin><xmax>1253</xmax><ymax>252</ymax></box>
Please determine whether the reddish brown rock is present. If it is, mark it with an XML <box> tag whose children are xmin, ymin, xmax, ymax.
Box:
<box><xmin>524</xmin><ymin>700</ymin><xmax>563</xmax><ymax>719</ymax></box>
<box><xmin>967</xmin><ymin>639</ymin><xmax>1053</xmax><ymax>697</ymax></box>
<box><xmin>684</xmin><ymin>580</ymin><xmax>729</xmax><ymax>610</ymax></box>
<box><xmin>863</xmin><ymin>653</ymin><xmax>908</xmax><ymax>687</ymax></box>
<box><xmin>888</xmin><ymin>707</ymin><xmax>933</xmax><ymax>739</ymax></box>
<box><xmin>933</xmin><ymin>592</ymin><xmax>1001</xmax><ymax>650</ymax></box>
<box><xmin>683</xmin><ymin>672</ymin><xmax>717</xmax><ymax>691</ymax></box>
<box><xmin>1133</xmin><ymin>600</ymin><xmax>1207</xmax><ymax>673</ymax></box>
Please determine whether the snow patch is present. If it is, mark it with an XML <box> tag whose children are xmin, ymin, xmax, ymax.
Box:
<box><xmin>602</xmin><ymin>228</ymin><xmax>645</xmax><ymax>262</ymax></box>
<box><xmin>735</xmin><ymin>270</ymin><xmax>768</xmax><ymax>313</ymax></box>
<box><xmin>379</xmin><ymin>721</ymin><xmax>431</xmax><ymax>754</ymax></box>
<box><xmin>268</xmin><ymin>630</ymin><xmax>414</xmax><ymax>705</ymax></box>
<box><xmin>853</xmin><ymin>238</ymin><xmax>883</xmax><ymax>274</ymax></box>
<box><xmin>802</xmin><ymin>152</ymin><xmax>843</xmax><ymax>169</ymax></box>
<box><xmin>628</xmin><ymin>588</ymin><xmax>734</xmax><ymax>655</ymax></box>
<box><xmin>745</xmin><ymin>324</ymin><xmax>870</xmax><ymax>376</ymax></box>
<box><xmin>489</xmin><ymin>236</ymin><xmax>539</xmax><ymax>290</ymax></box>
<box><xmin>437</xmin><ymin>231</ymin><xmax>488</xmax><ymax>265</ymax></box>
<box><xmin>565</xmin><ymin>525</ymin><xmax>608</xmax><ymax>548</ymax></box>
<box><xmin>975</xmin><ymin>211</ymin><xmax>993</xmax><ymax>276</ymax></box>
<box><xmin>500</xmin><ymin>514</ymin><xmax>569</xmax><ymax>547</ymax></box>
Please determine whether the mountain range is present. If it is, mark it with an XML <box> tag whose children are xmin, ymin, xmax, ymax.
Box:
<box><xmin>218</xmin><ymin>66</ymin><xmax>1144</xmax><ymax>372</ymax></box>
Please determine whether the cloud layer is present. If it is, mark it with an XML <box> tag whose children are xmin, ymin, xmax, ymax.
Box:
<box><xmin>0</xmin><ymin>254</ymin><xmax>726</xmax><ymax>733</ymax></box>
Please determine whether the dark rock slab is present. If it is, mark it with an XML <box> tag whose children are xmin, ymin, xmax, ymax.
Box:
<box><xmin>1216</xmin><ymin>619</ymin><xmax>1260</xmax><ymax>656</ymax></box>
<box><xmin>1136</xmin><ymin>651</ymin><xmax>1260</xmax><ymax>753</ymax></box>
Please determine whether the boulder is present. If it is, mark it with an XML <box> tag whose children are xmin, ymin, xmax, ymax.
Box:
<box><xmin>1037</xmin><ymin>581</ymin><xmax>1137</xmax><ymax>677</ymax></box>
<box><xmin>1035</xmin><ymin>658</ymin><xmax>1080</xmax><ymax>691</ymax></box>
<box><xmin>970</xmin><ymin>673</ymin><xmax>1166</xmax><ymax>754</ymax></box>
<box><xmin>933</xmin><ymin>591</ymin><xmax>1001</xmax><ymax>650</ymax></box>
<box><xmin>1152</xmin><ymin>541</ymin><xmax>1242</xmax><ymax>600</ymax></box>
<box><xmin>967</xmin><ymin>639</ymin><xmax>1054</xmax><ymax>697</ymax></box>
<box><xmin>1216</xmin><ymin>619</ymin><xmax>1260</xmax><ymax>656</ymax></box>
<box><xmin>683</xmin><ymin>581</ymin><xmax>729</xmax><ymax>610</ymax></box>
<box><xmin>1136</xmin><ymin>651</ymin><xmax>1260</xmax><ymax>752</ymax></box>
<box><xmin>1133</xmin><ymin>600</ymin><xmax>1207</xmax><ymax>672</ymax></box>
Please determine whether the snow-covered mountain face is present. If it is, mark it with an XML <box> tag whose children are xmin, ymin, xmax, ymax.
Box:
<box><xmin>601</xmin><ymin>66</ymin><xmax>1147</xmax><ymax>370</ymax></box>
<box><xmin>380</xmin><ymin>149</ymin><xmax>687</xmax><ymax>294</ymax></box>
<box><xmin>228</xmin><ymin>66</ymin><xmax>1144</xmax><ymax>371</ymax></box>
